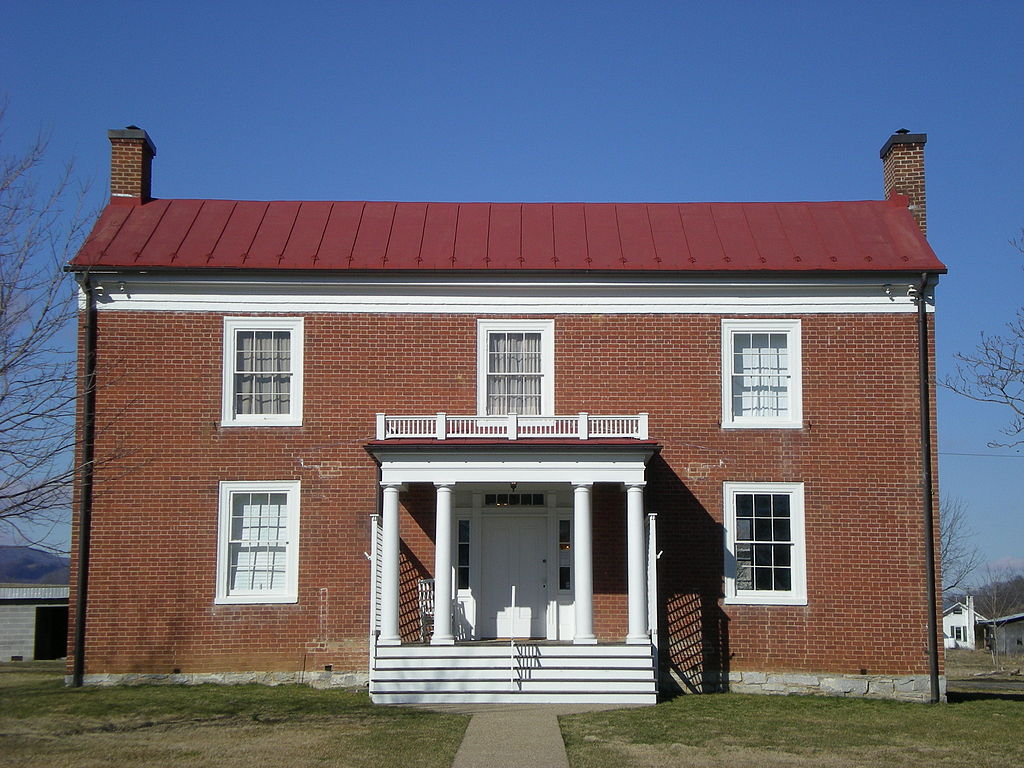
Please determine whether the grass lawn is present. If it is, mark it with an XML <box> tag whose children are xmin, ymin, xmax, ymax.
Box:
<box><xmin>560</xmin><ymin>693</ymin><xmax>1024</xmax><ymax>768</ymax></box>
<box><xmin>0</xmin><ymin>662</ymin><xmax>468</xmax><ymax>768</ymax></box>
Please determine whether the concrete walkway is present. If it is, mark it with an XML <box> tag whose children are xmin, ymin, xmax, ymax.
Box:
<box><xmin>425</xmin><ymin>703</ymin><xmax>638</xmax><ymax>768</ymax></box>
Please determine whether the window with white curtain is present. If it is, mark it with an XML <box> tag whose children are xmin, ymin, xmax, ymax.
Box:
<box><xmin>216</xmin><ymin>481</ymin><xmax>300</xmax><ymax>604</ymax></box>
<box><xmin>222</xmin><ymin>318</ymin><xmax>303</xmax><ymax>426</ymax></box>
<box><xmin>721</xmin><ymin>319</ymin><xmax>802</xmax><ymax>428</ymax></box>
<box><xmin>476</xmin><ymin>320</ymin><xmax>554</xmax><ymax>416</ymax></box>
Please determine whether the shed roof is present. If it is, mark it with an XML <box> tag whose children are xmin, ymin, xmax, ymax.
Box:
<box><xmin>71</xmin><ymin>197</ymin><xmax>945</xmax><ymax>274</ymax></box>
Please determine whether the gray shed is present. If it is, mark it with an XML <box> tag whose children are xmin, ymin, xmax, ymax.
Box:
<box><xmin>0</xmin><ymin>584</ymin><xmax>69</xmax><ymax>661</ymax></box>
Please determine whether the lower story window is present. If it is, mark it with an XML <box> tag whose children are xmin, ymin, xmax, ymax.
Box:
<box><xmin>723</xmin><ymin>482</ymin><xmax>806</xmax><ymax>605</ymax></box>
<box><xmin>216</xmin><ymin>481</ymin><xmax>300</xmax><ymax>604</ymax></box>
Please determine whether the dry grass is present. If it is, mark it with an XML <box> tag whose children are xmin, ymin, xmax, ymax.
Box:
<box><xmin>560</xmin><ymin>691</ymin><xmax>1024</xmax><ymax>768</ymax></box>
<box><xmin>0</xmin><ymin>662</ymin><xmax>468</xmax><ymax>768</ymax></box>
<box><xmin>946</xmin><ymin>648</ymin><xmax>1023</xmax><ymax>679</ymax></box>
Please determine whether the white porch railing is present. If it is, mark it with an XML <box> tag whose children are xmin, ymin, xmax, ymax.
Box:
<box><xmin>375</xmin><ymin>412</ymin><xmax>649</xmax><ymax>441</ymax></box>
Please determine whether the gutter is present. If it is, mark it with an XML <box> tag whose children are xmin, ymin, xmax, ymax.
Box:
<box><xmin>915</xmin><ymin>271</ymin><xmax>941</xmax><ymax>703</ymax></box>
<box><xmin>71</xmin><ymin>274</ymin><xmax>98</xmax><ymax>687</ymax></box>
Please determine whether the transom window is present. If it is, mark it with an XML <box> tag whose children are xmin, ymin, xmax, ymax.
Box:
<box><xmin>721</xmin><ymin>319</ymin><xmax>802</xmax><ymax>429</ymax></box>
<box><xmin>484</xmin><ymin>493</ymin><xmax>545</xmax><ymax>507</ymax></box>
<box><xmin>724</xmin><ymin>482</ymin><xmax>806</xmax><ymax>605</ymax></box>
<box><xmin>222</xmin><ymin>318</ymin><xmax>303</xmax><ymax>426</ymax></box>
<box><xmin>216</xmin><ymin>481</ymin><xmax>300</xmax><ymax>604</ymax></box>
<box><xmin>477</xmin><ymin>319</ymin><xmax>554</xmax><ymax>416</ymax></box>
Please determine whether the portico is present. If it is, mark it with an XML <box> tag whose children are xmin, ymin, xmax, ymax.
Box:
<box><xmin>367</xmin><ymin>435</ymin><xmax>658</xmax><ymax>648</ymax></box>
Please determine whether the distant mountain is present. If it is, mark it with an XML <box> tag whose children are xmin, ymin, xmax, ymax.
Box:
<box><xmin>0</xmin><ymin>546</ymin><xmax>70</xmax><ymax>585</ymax></box>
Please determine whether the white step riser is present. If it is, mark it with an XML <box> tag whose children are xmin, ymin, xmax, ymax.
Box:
<box><xmin>375</xmin><ymin>645</ymin><xmax>651</xmax><ymax>659</ymax></box>
<box><xmin>376</xmin><ymin>657</ymin><xmax>654</xmax><ymax>670</ymax></box>
<box><xmin>375</xmin><ymin>668</ymin><xmax>653</xmax><ymax>682</ymax></box>
<box><xmin>372</xmin><ymin>684</ymin><xmax>651</xmax><ymax>696</ymax></box>
<box><xmin>372</xmin><ymin>692</ymin><xmax>657</xmax><ymax>705</ymax></box>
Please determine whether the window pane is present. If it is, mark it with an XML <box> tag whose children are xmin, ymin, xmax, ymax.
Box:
<box><xmin>754</xmin><ymin>518</ymin><xmax>773</xmax><ymax>541</ymax></box>
<box><xmin>754</xmin><ymin>567</ymin><xmax>773</xmax><ymax>590</ymax></box>
<box><xmin>774</xmin><ymin>568</ymin><xmax>792</xmax><ymax>591</ymax></box>
<box><xmin>736</xmin><ymin>564</ymin><xmax>753</xmax><ymax>590</ymax></box>
<box><xmin>773</xmin><ymin>519</ymin><xmax>791</xmax><ymax>542</ymax></box>
<box><xmin>736</xmin><ymin>494</ymin><xmax>753</xmax><ymax>516</ymax></box>
<box><xmin>772</xmin><ymin>494</ymin><xmax>790</xmax><ymax>517</ymax></box>
<box><xmin>559</xmin><ymin>566</ymin><xmax>571</xmax><ymax>591</ymax></box>
<box><xmin>753</xmin><ymin>494</ymin><xmax>772</xmax><ymax>516</ymax></box>
<box><xmin>774</xmin><ymin>544</ymin><xmax>791</xmax><ymax>567</ymax></box>
<box><xmin>754</xmin><ymin>544</ymin><xmax>773</xmax><ymax>566</ymax></box>
<box><xmin>737</xmin><ymin>518</ymin><xmax>753</xmax><ymax>541</ymax></box>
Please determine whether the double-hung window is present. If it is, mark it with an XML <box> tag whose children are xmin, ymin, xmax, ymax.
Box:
<box><xmin>721</xmin><ymin>319</ymin><xmax>802</xmax><ymax>428</ymax></box>
<box><xmin>477</xmin><ymin>319</ymin><xmax>554</xmax><ymax>416</ymax></box>
<box><xmin>222</xmin><ymin>317</ymin><xmax>303</xmax><ymax>426</ymax></box>
<box><xmin>216</xmin><ymin>481</ymin><xmax>300</xmax><ymax>604</ymax></box>
<box><xmin>723</xmin><ymin>482</ymin><xmax>806</xmax><ymax>605</ymax></box>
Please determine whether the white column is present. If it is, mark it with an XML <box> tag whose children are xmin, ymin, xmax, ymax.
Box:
<box><xmin>572</xmin><ymin>482</ymin><xmax>597</xmax><ymax>645</ymax></box>
<box><xmin>379</xmin><ymin>483</ymin><xmax>402</xmax><ymax>646</ymax></box>
<box><xmin>626</xmin><ymin>482</ymin><xmax>649</xmax><ymax>644</ymax></box>
<box><xmin>432</xmin><ymin>482</ymin><xmax>456</xmax><ymax>645</ymax></box>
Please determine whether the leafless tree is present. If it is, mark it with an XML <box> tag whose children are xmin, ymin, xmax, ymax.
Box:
<box><xmin>0</xmin><ymin>107</ymin><xmax>92</xmax><ymax>550</ymax></box>
<box><xmin>944</xmin><ymin>231</ymin><xmax>1024</xmax><ymax>448</ymax></box>
<box><xmin>939</xmin><ymin>495</ymin><xmax>982</xmax><ymax>594</ymax></box>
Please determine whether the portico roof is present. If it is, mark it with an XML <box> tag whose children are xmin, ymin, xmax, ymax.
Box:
<box><xmin>366</xmin><ymin>440</ymin><xmax>659</xmax><ymax>486</ymax></box>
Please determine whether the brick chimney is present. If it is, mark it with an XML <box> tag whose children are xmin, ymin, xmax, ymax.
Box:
<box><xmin>108</xmin><ymin>126</ymin><xmax>156</xmax><ymax>203</ymax></box>
<box><xmin>880</xmin><ymin>128</ymin><xmax>927</xmax><ymax>235</ymax></box>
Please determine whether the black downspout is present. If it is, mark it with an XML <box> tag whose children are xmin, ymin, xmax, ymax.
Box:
<box><xmin>71</xmin><ymin>274</ymin><xmax>97</xmax><ymax>687</ymax></box>
<box><xmin>916</xmin><ymin>271</ymin><xmax>941</xmax><ymax>703</ymax></box>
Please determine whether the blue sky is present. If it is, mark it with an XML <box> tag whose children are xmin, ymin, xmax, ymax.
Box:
<box><xmin>3</xmin><ymin>1</ymin><xmax>1022</xmax><ymax>575</ymax></box>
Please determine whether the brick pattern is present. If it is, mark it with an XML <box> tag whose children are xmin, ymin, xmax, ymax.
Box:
<box><xmin>109</xmin><ymin>138</ymin><xmax>152</xmax><ymax>201</ymax></box>
<box><xmin>70</xmin><ymin>311</ymin><xmax>940</xmax><ymax>681</ymax></box>
<box><xmin>883</xmin><ymin>141</ymin><xmax>927</xmax><ymax>235</ymax></box>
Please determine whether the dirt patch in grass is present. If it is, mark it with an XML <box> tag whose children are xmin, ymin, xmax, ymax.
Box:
<box><xmin>0</xmin><ymin>662</ymin><xmax>468</xmax><ymax>768</ymax></box>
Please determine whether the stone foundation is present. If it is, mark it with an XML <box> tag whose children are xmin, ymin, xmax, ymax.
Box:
<box><xmin>722</xmin><ymin>670</ymin><xmax>945</xmax><ymax>702</ymax></box>
<box><xmin>67</xmin><ymin>670</ymin><xmax>368</xmax><ymax>689</ymax></box>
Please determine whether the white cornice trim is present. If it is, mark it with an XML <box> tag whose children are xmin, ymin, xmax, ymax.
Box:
<box><xmin>81</xmin><ymin>273</ymin><xmax>937</xmax><ymax>314</ymax></box>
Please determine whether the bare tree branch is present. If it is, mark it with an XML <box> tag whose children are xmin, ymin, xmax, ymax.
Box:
<box><xmin>939</xmin><ymin>495</ymin><xmax>982</xmax><ymax>593</ymax></box>
<box><xmin>943</xmin><ymin>231</ymin><xmax>1024</xmax><ymax>448</ymax></box>
<box><xmin>0</xmin><ymin>104</ymin><xmax>92</xmax><ymax>551</ymax></box>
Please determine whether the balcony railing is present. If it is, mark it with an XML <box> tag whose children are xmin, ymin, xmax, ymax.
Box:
<box><xmin>375</xmin><ymin>412</ymin><xmax>649</xmax><ymax>441</ymax></box>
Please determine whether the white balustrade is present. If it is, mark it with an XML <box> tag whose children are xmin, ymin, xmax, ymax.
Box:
<box><xmin>375</xmin><ymin>412</ymin><xmax>649</xmax><ymax>440</ymax></box>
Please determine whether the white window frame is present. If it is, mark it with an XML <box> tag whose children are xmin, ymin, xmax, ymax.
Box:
<box><xmin>723</xmin><ymin>481</ymin><xmax>807</xmax><ymax>606</ymax></box>
<box><xmin>216</xmin><ymin>480</ymin><xmax>300</xmax><ymax>604</ymax></box>
<box><xmin>721</xmin><ymin>318</ymin><xmax>802</xmax><ymax>429</ymax></box>
<box><xmin>476</xmin><ymin>319</ymin><xmax>555</xmax><ymax>417</ymax></box>
<box><xmin>221</xmin><ymin>317</ymin><xmax>304</xmax><ymax>427</ymax></box>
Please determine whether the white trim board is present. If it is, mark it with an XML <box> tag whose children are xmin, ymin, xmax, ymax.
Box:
<box><xmin>81</xmin><ymin>273</ymin><xmax>937</xmax><ymax>314</ymax></box>
<box><xmin>375</xmin><ymin>447</ymin><xmax>654</xmax><ymax>485</ymax></box>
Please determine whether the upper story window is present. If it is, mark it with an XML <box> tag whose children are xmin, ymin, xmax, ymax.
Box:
<box><xmin>216</xmin><ymin>480</ymin><xmax>300</xmax><ymax>604</ymax></box>
<box><xmin>721</xmin><ymin>319</ymin><xmax>802</xmax><ymax>429</ymax></box>
<box><xmin>477</xmin><ymin>319</ymin><xmax>554</xmax><ymax>416</ymax></box>
<box><xmin>723</xmin><ymin>482</ymin><xmax>806</xmax><ymax>606</ymax></box>
<box><xmin>222</xmin><ymin>317</ymin><xmax>304</xmax><ymax>427</ymax></box>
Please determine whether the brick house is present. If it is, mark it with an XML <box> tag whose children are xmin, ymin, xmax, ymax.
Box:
<box><xmin>67</xmin><ymin>128</ymin><xmax>945</xmax><ymax>703</ymax></box>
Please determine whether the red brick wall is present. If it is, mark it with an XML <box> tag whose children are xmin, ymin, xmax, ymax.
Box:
<box><xmin>71</xmin><ymin>310</ymin><xmax>939</xmax><ymax>678</ymax></box>
<box><xmin>108</xmin><ymin>138</ymin><xmax>152</xmax><ymax>201</ymax></box>
<box><xmin>883</xmin><ymin>141</ymin><xmax>927</xmax><ymax>235</ymax></box>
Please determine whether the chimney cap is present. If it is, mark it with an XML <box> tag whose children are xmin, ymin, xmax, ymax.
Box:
<box><xmin>880</xmin><ymin>130</ymin><xmax>926</xmax><ymax>159</ymax></box>
<box><xmin>108</xmin><ymin>126</ymin><xmax>157</xmax><ymax>157</ymax></box>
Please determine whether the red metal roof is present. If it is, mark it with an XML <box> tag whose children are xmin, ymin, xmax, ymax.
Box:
<box><xmin>71</xmin><ymin>197</ymin><xmax>945</xmax><ymax>273</ymax></box>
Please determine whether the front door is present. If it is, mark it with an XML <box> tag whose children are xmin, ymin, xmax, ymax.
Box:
<box><xmin>479</xmin><ymin>515</ymin><xmax>547</xmax><ymax>638</ymax></box>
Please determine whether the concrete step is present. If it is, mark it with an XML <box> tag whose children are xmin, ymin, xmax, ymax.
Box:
<box><xmin>372</xmin><ymin>691</ymin><xmax>657</xmax><ymax>705</ymax></box>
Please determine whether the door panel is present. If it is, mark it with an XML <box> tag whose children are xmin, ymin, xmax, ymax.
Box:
<box><xmin>480</xmin><ymin>515</ymin><xmax>547</xmax><ymax>638</ymax></box>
